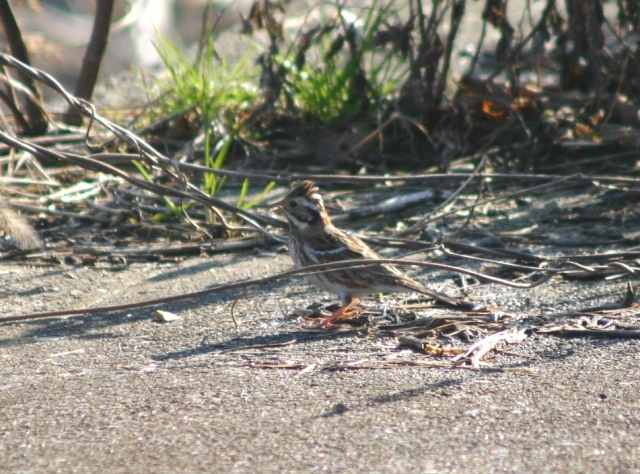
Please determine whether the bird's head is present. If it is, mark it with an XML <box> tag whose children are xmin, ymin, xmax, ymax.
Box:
<box><xmin>275</xmin><ymin>181</ymin><xmax>331</xmax><ymax>232</ymax></box>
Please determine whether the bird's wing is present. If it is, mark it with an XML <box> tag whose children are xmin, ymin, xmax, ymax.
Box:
<box><xmin>304</xmin><ymin>228</ymin><xmax>382</xmax><ymax>263</ymax></box>
<box><xmin>333</xmin><ymin>230</ymin><xmax>465</xmax><ymax>307</ymax></box>
<box><xmin>306</xmin><ymin>227</ymin><xmax>469</xmax><ymax>308</ymax></box>
<box><xmin>306</xmin><ymin>228</ymin><xmax>415</xmax><ymax>279</ymax></box>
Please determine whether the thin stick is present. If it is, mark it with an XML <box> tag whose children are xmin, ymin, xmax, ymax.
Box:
<box><xmin>9</xmin><ymin>202</ymin><xmax>111</xmax><ymax>222</ymax></box>
<box><xmin>399</xmin><ymin>173</ymin><xmax>585</xmax><ymax>234</ymax></box>
<box><xmin>0</xmin><ymin>130</ymin><xmax>284</xmax><ymax>236</ymax></box>
<box><xmin>0</xmin><ymin>177</ymin><xmax>59</xmax><ymax>186</ymax></box>
<box><xmin>216</xmin><ymin>338</ymin><xmax>297</xmax><ymax>354</ymax></box>
<box><xmin>552</xmin><ymin>329</ymin><xmax>640</xmax><ymax>339</ymax></box>
<box><xmin>0</xmin><ymin>257</ymin><xmax>556</xmax><ymax>324</ymax></box>
<box><xmin>399</xmin><ymin>154</ymin><xmax>488</xmax><ymax>236</ymax></box>
<box><xmin>229</xmin><ymin>284</ymin><xmax>258</xmax><ymax>329</ymax></box>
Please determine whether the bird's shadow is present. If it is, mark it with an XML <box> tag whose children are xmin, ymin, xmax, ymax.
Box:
<box><xmin>152</xmin><ymin>328</ymin><xmax>359</xmax><ymax>361</ymax></box>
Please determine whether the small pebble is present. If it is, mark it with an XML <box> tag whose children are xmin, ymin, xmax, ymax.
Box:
<box><xmin>156</xmin><ymin>310</ymin><xmax>180</xmax><ymax>322</ymax></box>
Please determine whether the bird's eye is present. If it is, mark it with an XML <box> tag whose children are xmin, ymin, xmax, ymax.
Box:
<box><xmin>290</xmin><ymin>202</ymin><xmax>298</xmax><ymax>208</ymax></box>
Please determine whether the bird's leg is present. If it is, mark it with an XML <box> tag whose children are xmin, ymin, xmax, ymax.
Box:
<box><xmin>302</xmin><ymin>297</ymin><xmax>360</xmax><ymax>329</ymax></box>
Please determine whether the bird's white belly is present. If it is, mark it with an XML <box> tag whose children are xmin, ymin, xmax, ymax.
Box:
<box><xmin>289</xmin><ymin>242</ymin><xmax>351</xmax><ymax>299</ymax></box>
<box><xmin>304</xmin><ymin>272</ymin><xmax>347</xmax><ymax>295</ymax></box>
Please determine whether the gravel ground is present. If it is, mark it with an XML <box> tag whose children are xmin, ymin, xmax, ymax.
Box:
<box><xmin>1</xmin><ymin>249</ymin><xmax>639</xmax><ymax>473</ymax></box>
<box><xmin>2</xmin><ymin>2</ymin><xmax>639</xmax><ymax>473</ymax></box>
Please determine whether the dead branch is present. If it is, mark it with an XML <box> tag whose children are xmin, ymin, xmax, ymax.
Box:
<box><xmin>451</xmin><ymin>328</ymin><xmax>528</xmax><ymax>367</ymax></box>
<box><xmin>0</xmin><ymin>129</ymin><xmax>282</xmax><ymax>238</ymax></box>
<box><xmin>548</xmin><ymin>329</ymin><xmax>640</xmax><ymax>339</ymax></box>
<box><xmin>65</xmin><ymin>0</ymin><xmax>115</xmax><ymax>125</ymax></box>
<box><xmin>0</xmin><ymin>0</ymin><xmax>47</xmax><ymax>135</ymax></box>
<box><xmin>0</xmin><ymin>256</ymin><xmax>556</xmax><ymax>324</ymax></box>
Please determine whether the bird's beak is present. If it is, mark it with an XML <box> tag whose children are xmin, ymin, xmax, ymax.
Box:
<box><xmin>272</xmin><ymin>199</ymin><xmax>284</xmax><ymax>212</ymax></box>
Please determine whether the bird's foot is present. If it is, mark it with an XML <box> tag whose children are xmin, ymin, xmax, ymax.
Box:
<box><xmin>301</xmin><ymin>305</ymin><xmax>360</xmax><ymax>329</ymax></box>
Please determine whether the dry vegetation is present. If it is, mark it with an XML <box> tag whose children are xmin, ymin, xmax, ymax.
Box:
<box><xmin>0</xmin><ymin>0</ymin><xmax>638</xmax><ymax>346</ymax></box>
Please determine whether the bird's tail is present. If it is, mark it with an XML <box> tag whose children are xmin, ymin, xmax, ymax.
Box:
<box><xmin>416</xmin><ymin>284</ymin><xmax>477</xmax><ymax>310</ymax></box>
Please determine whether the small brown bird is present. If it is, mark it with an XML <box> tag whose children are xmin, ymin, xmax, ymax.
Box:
<box><xmin>276</xmin><ymin>181</ymin><xmax>464</xmax><ymax>328</ymax></box>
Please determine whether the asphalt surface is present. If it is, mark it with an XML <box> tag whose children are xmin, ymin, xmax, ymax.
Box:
<box><xmin>1</xmin><ymin>251</ymin><xmax>639</xmax><ymax>473</ymax></box>
<box><xmin>3</xmin><ymin>2</ymin><xmax>639</xmax><ymax>472</ymax></box>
